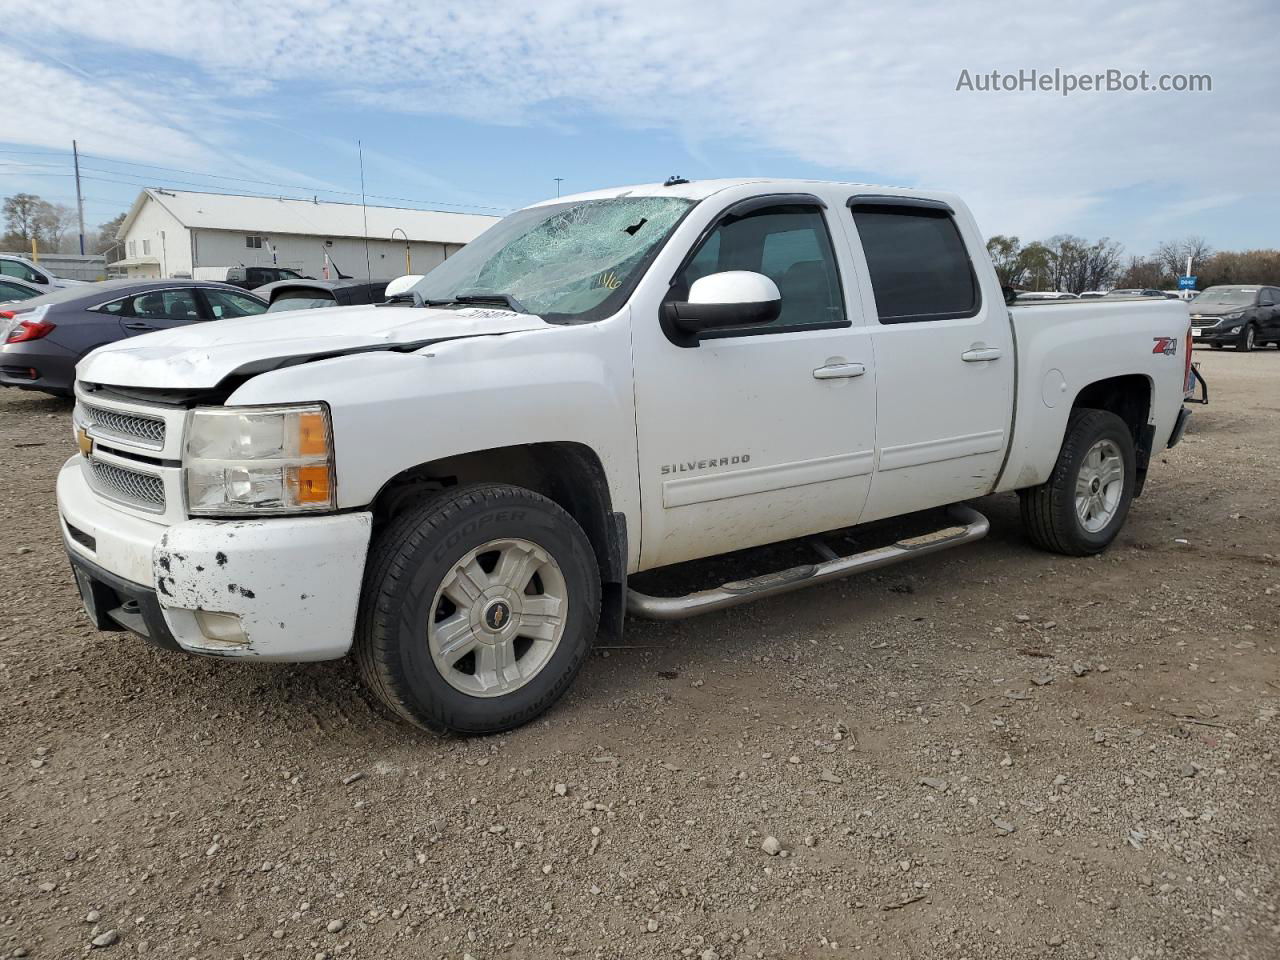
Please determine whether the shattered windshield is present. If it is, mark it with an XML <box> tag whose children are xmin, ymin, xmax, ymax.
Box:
<box><xmin>411</xmin><ymin>196</ymin><xmax>695</xmax><ymax>321</ymax></box>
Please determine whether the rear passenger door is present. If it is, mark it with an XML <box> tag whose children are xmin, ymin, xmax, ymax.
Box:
<box><xmin>199</xmin><ymin>287</ymin><xmax>268</xmax><ymax>320</ymax></box>
<box><xmin>113</xmin><ymin>288</ymin><xmax>206</xmax><ymax>336</ymax></box>
<box><xmin>843</xmin><ymin>196</ymin><xmax>1014</xmax><ymax>522</ymax></box>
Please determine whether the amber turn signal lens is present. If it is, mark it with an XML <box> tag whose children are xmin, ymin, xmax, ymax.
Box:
<box><xmin>290</xmin><ymin>465</ymin><xmax>332</xmax><ymax>504</ymax></box>
<box><xmin>297</xmin><ymin>411</ymin><xmax>329</xmax><ymax>456</ymax></box>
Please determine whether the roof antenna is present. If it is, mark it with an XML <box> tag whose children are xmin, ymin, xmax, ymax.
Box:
<box><xmin>663</xmin><ymin>175</ymin><xmax>689</xmax><ymax>187</ymax></box>
<box><xmin>358</xmin><ymin>139</ymin><xmax>372</xmax><ymax>284</ymax></box>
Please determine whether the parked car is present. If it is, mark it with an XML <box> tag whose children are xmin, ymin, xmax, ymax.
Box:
<box><xmin>0</xmin><ymin>254</ymin><xmax>88</xmax><ymax>289</ymax></box>
<box><xmin>0</xmin><ymin>276</ymin><xmax>45</xmax><ymax>303</ymax></box>
<box><xmin>60</xmin><ymin>178</ymin><xmax>1193</xmax><ymax>734</ymax></box>
<box><xmin>193</xmin><ymin>265</ymin><xmax>308</xmax><ymax>290</ymax></box>
<box><xmin>1079</xmin><ymin>291</ymin><xmax>1108</xmax><ymax>298</ymax></box>
<box><xmin>1</xmin><ymin>280</ymin><xmax>267</xmax><ymax>397</ymax></box>
<box><xmin>256</xmin><ymin>278</ymin><xmax>391</xmax><ymax>312</ymax></box>
<box><xmin>1105</xmin><ymin>288</ymin><xmax>1170</xmax><ymax>298</ymax></box>
<box><xmin>1189</xmin><ymin>285</ymin><xmax>1280</xmax><ymax>351</ymax></box>
<box><xmin>1016</xmin><ymin>291</ymin><xmax>1077</xmax><ymax>301</ymax></box>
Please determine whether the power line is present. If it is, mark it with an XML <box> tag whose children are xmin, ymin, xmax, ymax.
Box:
<box><xmin>1</xmin><ymin>147</ymin><xmax>515</xmax><ymax>216</ymax></box>
<box><xmin>0</xmin><ymin>147</ymin><xmax>511</xmax><ymax>213</ymax></box>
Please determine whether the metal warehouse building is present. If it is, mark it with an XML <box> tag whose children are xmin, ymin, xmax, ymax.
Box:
<box><xmin>111</xmin><ymin>189</ymin><xmax>500</xmax><ymax>281</ymax></box>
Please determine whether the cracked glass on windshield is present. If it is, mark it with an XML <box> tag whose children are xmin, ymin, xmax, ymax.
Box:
<box><xmin>411</xmin><ymin>196</ymin><xmax>695</xmax><ymax>321</ymax></box>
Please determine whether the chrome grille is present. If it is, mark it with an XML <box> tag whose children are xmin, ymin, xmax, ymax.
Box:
<box><xmin>83</xmin><ymin>404</ymin><xmax>166</xmax><ymax>448</ymax></box>
<box><xmin>88</xmin><ymin>458</ymin><xmax>166</xmax><ymax>512</ymax></box>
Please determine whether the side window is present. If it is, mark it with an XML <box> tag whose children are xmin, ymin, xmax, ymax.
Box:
<box><xmin>673</xmin><ymin>205</ymin><xmax>846</xmax><ymax>331</ymax></box>
<box><xmin>127</xmin><ymin>289</ymin><xmax>202</xmax><ymax>321</ymax></box>
<box><xmin>850</xmin><ymin>204</ymin><xmax>979</xmax><ymax>323</ymax></box>
<box><xmin>0</xmin><ymin>280</ymin><xmax>36</xmax><ymax>300</ymax></box>
<box><xmin>1</xmin><ymin>259</ymin><xmax>41</xmax><ymax>283</ymax></box>
<box><xmin>96</xmin><ymin>298</ymin><xmax>129</xmax><ymax>316</ymax></box>
<box><xmin>202</xmin><ymin>288</ymin><xmax>267</xmax><ymax>319</ymax></box>
<box><xmin>1259</xmin><ymin>288</ymin><xmax>1276</xmax><ymax>306</ymax></box>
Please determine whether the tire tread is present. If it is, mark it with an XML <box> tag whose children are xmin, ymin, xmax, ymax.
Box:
<box><xmin>354</xmin><ymin>484</ymin><xmax>599</xmax><ymax>733</ymax></box>
<box><xmin>1019</xmin><ymin>408</ymin><xmax>1132</xmax><ymax>557</ymax></box>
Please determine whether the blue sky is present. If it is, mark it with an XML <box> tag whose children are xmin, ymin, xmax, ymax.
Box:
<box><xmin>3</xmin><ymin>0</ymin><xmax>1278</xmax><ymax>257</ymax></box>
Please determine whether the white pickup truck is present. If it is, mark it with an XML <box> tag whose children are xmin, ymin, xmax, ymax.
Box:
<box><xmin>59</xmin><ymin>178</ymin><xmax>1193</xmax><ymax>733</ymax></box>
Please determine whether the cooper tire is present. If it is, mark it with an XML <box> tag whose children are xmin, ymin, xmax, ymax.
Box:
<box><xmin>1018</xmin><ymin>409</ymin><xmax>1137</xmax><ymax>557</ymax></box>
<box><xmin>355</xmin><ymin>484</ymin><xmax>600</xmax><ymax>734</ymax></box>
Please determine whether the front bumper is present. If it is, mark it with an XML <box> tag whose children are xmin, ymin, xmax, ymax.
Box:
<box><xmin>57</xmin><ymin>456</ymin><xmax>373</xmax><ymax>660</ymax></box>
<box><xmin>1191</xmin><ymin>325</ymin><xmax>1240</xmax><ymax>345</ymax></box>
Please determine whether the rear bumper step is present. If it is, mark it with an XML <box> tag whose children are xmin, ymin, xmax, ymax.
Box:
<box><xmin>626</xmin><ymin>504</ymin><xmax>990</xmax><ymax>620</ymax></box>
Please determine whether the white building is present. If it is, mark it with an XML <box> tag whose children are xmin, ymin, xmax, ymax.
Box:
<box><xmin>112</xmin><ymin>189</ymin><xmax>500</xmax><ymax>281</ymax></box>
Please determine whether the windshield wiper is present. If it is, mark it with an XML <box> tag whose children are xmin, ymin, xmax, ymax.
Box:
<box><xmin>422</xmin><ymin>293</ymin><xmax>529</xmax><ymax>314</ymax></box>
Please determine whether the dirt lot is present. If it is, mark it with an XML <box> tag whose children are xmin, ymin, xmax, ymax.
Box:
<box><xmin>1</xmin><ymin>349</ymin><xmax>1277</xmax><ymax>960</ymax></box>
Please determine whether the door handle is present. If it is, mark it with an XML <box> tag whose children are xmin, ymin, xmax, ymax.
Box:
<box><xmin>123</xmin><ymin>321</ymin><xmax>155</xmax><ymax>331</ymax></box>
<box><xmin>961</xmin><ymin>346</ymin><xmax>1002</xmax><ymax>362</ymax></box>
<box><xmin>812</xmin><ymin>362</ymin><xmax>866</xmax><ymax>380</ymax></box>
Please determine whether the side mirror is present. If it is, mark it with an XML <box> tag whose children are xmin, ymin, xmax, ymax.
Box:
<box><xmin>664</xmin><ymin>271</ymin><xmax>781</xmax><ymax>343</ymax></box>
<box><xmin>383</xmin><ymin>275</ymin><xmax>424</xmax><ymax>298</ymax></box>
<box><xmin>1002</xmin><ymin>284</ymin><xmax>1017</xmax><ymax>305</ymax></box>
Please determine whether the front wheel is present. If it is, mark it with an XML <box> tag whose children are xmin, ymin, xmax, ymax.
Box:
<box><xmin>1237</xmin><ymin>323</ymin><xmax>1257</xmax><ymax>352</ymax></box>
<box><xmin>355</xmin><ymin>484</ymin><xmax>600</xmax><ymax>734</ymax></box>
<box><xmin>1019</xmin><ymin>409</ymin><xmax>1136</xmax><ymax>556</ymax></box>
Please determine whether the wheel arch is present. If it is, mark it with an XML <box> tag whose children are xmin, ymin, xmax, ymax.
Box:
<box><xmin>369</xmin><ymin>442</ymin><xmax>628</xmax><ymax>640</ymax></box>
<box><xmin>1070</xmin><ymin>373</ymin><xmax>1154</xmax><ymax>495</ymax></box>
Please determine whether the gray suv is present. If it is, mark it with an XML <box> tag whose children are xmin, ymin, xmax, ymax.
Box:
<box><xmin>1190</xmin><ymin>285</ymin><xmax>1280</xmax><ymax>351</ymax></box>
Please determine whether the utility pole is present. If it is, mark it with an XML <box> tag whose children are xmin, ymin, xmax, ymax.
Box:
<box><xmin>73</xmin><ymin>140</ymin><xmax>87</xmax><ymax>256</ymax></box>
<box><xmin>554</xmin><ymin>178</ymin><xmax>564</xmax><ymax>197</ymax></box>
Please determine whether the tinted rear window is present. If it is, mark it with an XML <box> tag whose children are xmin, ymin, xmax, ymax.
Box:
<box><xmin>851</xmin><ymin>206</ymin><xmax>978</xmax><ymax>323</ymax></box>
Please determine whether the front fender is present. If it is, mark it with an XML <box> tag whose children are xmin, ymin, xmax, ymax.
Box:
<box><xmin>225</xmin><ymin>319</ymin><xmax>641</xmax><ymax>552</ymax></box>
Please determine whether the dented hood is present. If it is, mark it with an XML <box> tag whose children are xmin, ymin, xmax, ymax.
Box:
<box><xmin>77</xmin><ymin>304</ymin><xmax>549</xmax><ymax>390</ymax></box>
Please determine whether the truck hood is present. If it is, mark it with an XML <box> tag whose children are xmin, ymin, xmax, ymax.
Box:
<box><xmin>77</xmin><ymin>304</ymin><xmax>549</xmax><ymax>390</ymax></box>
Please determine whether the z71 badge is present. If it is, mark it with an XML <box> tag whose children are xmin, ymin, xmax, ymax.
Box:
<box><xmin>1152</xmin><ymin>336</ymin><xmax>1178</xmax><ymax>356</ymax></box>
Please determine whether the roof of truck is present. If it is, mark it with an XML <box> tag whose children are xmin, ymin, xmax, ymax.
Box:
<box><xmin>539</xmin><ymin>177</ymin><xmax>948</xmax><ymax>207</ymax></box>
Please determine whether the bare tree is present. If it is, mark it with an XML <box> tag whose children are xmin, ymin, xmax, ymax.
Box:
<box><xmin>1114</xmin><ymin>256</ymin><xmax>1167</xmax><ymax>290</ymax></box>
<box><xmin>1198</xmin><ymin>249</ymin><xmax>1280</xmax><ymax>288</ymax></box>
<box><xmin>1017</xmin><ymin>241</ymin><xmax>1054</xmax><ymax>291</ymax></box>
<box><xmin>3</xmin><ymin>193</ymin><xmax>45</xmax><ymax>248</ymax></box>
<box><xmin>37</xmin><ymin>202</ymin><xmax>78</xmax><ymax>252</ymax></box>
<box><xmin>1153</xmin><ymin>236</ymin><xmax>1213</xmax><ymax>280</ymax></box>
<box><xmin>94</xmin><ymin>212</ymin><xmax>127</xmax><ymax>256</ymax></box>
<box><xmin>986</xmin><ymin>235</ymin><xmax>1024</xmax><ymax>286</ymax></box>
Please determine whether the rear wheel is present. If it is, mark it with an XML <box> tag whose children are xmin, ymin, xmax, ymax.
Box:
<box><xmin>355</xmin><ymin>484</ymin><xmax>600</xmax><ymax>734</ymax></box>
<box><xmin>1019</xmin><ymin>409</ymin><xmax>1136</xmax><ymax>556</ymax></box>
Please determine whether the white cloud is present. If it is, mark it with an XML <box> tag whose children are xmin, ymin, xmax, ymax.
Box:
<box><xmin>6</xmin><ymin>0</ymin><xmax>1278</xmax><ymax>243</ymax></box>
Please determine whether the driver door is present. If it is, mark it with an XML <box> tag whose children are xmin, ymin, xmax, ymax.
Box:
<box><xmin>631</xmin><ymin>196</ymin><xmax>878</xmax><ymax>570</ymax></box>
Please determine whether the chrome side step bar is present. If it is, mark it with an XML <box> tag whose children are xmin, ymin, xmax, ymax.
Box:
<box><xmin>626</xmin><ymin>504</ymin><xmax>990</xmax><ymax>620</ymax></box>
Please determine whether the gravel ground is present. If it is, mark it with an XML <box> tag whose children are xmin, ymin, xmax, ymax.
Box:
<box><xmin>1</xmin><ymin>349</ymin><xmax>1277</xmax><ymax>960</ymax></box>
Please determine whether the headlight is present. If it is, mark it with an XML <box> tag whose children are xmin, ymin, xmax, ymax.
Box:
<box><xmin>1224</xmin><ymin>311</ymin><xmax>1244</xmax><ymax>320</ymax></box>
<box><xmin>185</xmin><ymin>403</ymin><xmax>335</xmax><ymax>515</ymax></box>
